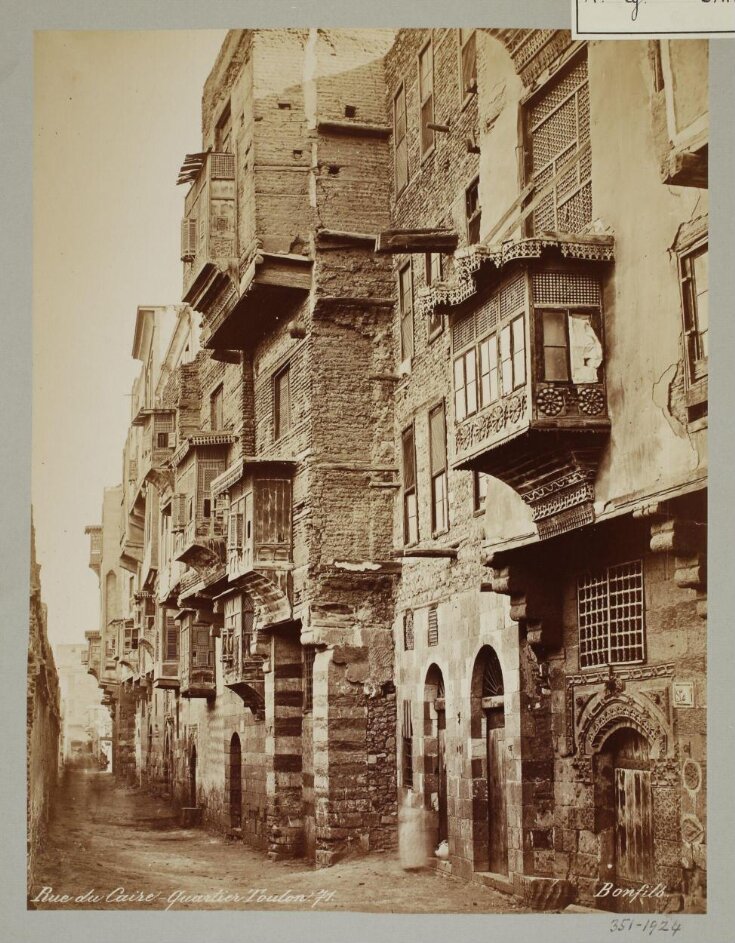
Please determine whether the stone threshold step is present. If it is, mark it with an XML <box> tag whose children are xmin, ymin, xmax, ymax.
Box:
<box><xmin>473</xmin><ymin>872</ymin><xmax>515</xmax><ymax>896</ymax></box>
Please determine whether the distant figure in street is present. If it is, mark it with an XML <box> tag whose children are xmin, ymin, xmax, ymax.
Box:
<box><xmin>398</xmin><ymin>791</ymin><xmax>430</xmax><ymax>871</ymax></box>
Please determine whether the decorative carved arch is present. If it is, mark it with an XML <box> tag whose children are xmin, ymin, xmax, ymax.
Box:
<box><xmin>578</xmin><ymin>693</ymin><xmax>671</xmax><ymax>761</ymax></box>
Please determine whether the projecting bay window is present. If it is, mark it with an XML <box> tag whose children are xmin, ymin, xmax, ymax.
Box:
<box><xmin>402</xmin><ymin>424</ymin><xmax>418</xmax><ymax>545</ymax></box>
<box><xmin>454</xmin><ymin>315</ymin><xmax>526</xmax><ymax>419</ymax></box>
<box><xmin>538</xmin><ymin>309</ymin><xmax>602</xmax><ymax>384</ymax></box>
<box><xmin>578</xmin><ymin>560</ymin><xmax>645</xmax><ymax>669</ymax></box>
<box><xmin>454</xmin><ymin>348</ymin><xmax>478</xmax><ymax>422</ymax></box>
<box><xmin>399</xmin><ymin>262</ymin><xmax>414</xmax><ymax>363</ymax></box>
<box><xmin>680</xmin><ymin>242</ymin><xmax>708</xmax><ymax>385</ymax></box>
<box><xmin>418</xmin><ymin>41</ymin><xmax>434</xmax><ymax>156</ymax></box>
<box><xmin>429</xmin><ymin>402</ymin><xmax>449</xmax><ymax>535</ymax></box>
<box><xmin>459</xmin><ymin>29</ymin><xmax>477</xmax><ymax>102</ymax></box>
<box><xmin>394</xmin><ymin>84</ymin><xmax>409</xmax><ymax>193</ymax></box>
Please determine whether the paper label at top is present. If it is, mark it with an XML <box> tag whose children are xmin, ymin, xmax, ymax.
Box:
<box><xmin>573</xmin><ymin>0</ymin><xmax>735</xmax><ymax>38</ymax></box>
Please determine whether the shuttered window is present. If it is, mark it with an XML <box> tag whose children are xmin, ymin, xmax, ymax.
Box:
<box><xmin>459</xmin><ymin>29</ymin><xmax>477</xmax><ymax>101</ymax></box>
<box><xmin>210</xmin><ymin>385</ymin><xmax>224</xmax><ymax>431</ymax></box>
<box><xmin>466</xmin><ymin>177</ymin><xmax>481</xmax><ymax>244</ymax></box>
<box><xmin>428</xmin><ymin>605</ymin><xmax>439</xmax><ymax>646</ymax></box>
<box><xmin>399</xmin><ymin>262</ymin><xmax>414</xmax><ymax>362</ymax></box>
<box><xmin>680</xmin><ymin>242</ymin><xmax>709</xmax><ymax>383</ymax></box>
<box><xmin>418</xmin><ymin>42</ymin><xmax>434</xmax><ymax>155</ymax></box>
<box><xmin>527</xmin><ymin>53</ymin><xmax>591</xmax><ymax>235</ymax></box>
<box><xmin>403</xmin><ymin>610</ymin><xmax>415</xmax><ymax>651</ymax></box>
<box><xmin>402</xmin><ymin>424</ymin><xmax>418</xmax><ymax>545</ymax></box>
<box><xmin>165</xmin><ymin>614</ymin><xmax>179</xmax><ymax>662</ymax></box>
<box><xmin>274</xmin><ymin>364</ymin><xmax>291</xmax><ymax>440</ymax></box>
<box><xmin>394</xmin><ymin>84</ymin><xmax>409</xmax><ymax>193</ymax></box>
<box><xmin>429</xmin><ymin>402</ymin><xmax>449</xmax><ymax>534</ymax></box>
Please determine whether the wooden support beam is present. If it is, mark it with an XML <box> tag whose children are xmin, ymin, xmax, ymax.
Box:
<box><xmin>392</xmin><ymin>547</ymin><xmax>458</xmax><ymax>559</ymax></box>
<box><xmin>375</xmin><ymin>228</ymin><xmax>460</xmax><ymax>255</ymax></box>
<box><xmin>317</xmin><ymin>119</ymin><xmax>391</xmax><ymax>139</ymax></box>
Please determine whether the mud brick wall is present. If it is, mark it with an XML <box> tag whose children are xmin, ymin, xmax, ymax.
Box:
<box><xmin>27</xmin><ymin>550</ymin><xmax>61</xmax><ymax>891</ymax></box>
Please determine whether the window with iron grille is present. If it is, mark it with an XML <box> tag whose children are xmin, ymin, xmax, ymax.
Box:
<box><xmin>679</xmin><ymin>242</ymin><xmax>708</xmax><ymax>385</ymax></box>
<box><xmin>402</xmin><ymin>424</ymin><xmax>418</xmax><ymax>544</ymax></box>
<box><xmin>210</xmin><ymin>384</ymin><xmax>224</xmax><ymax>431</ymax></box>
<box><xmin>403</xmin><ymin>610</ymin><xmax>415</xmax><ymax>651</ymax></box>
<box><xmin>428</xmin><ymin>605</ymin><xmax>439</xmax><ymax>646</ymax></box>
<box><xmin>303</xmin><ymin>646</ymin><xmax>316</xmax><ymax>712</ymax></box>
<box><xmin>273</xmin><ymin>364</ymin><xmax>291</xmax><ymax>440</ymax></box>
<box><xmin>459</xmin><ymin>29</ymin><xmax>477</xmax><ymax>102</ymax></box>
<box><xmin>394</xmin><ymin>84</ymin><xmax>409</xmax><ymax>193</ymax></box>
<box><xmin>526</xmin><ymin>53</ymin><xmax>591</xmax><ymax>235</ymax></box>
<box><xmin>418</xmin><ymin>41</ymin><xmax>434</xmax><ymax>156</ymax></box>
<box><xmin>429</xmin><ymin>402</ymin><xmax>449</xmax><ymax>534</ymax></box>
<box><xmin>402</xmin><ymin>700</ymin><xmax>414</xmax><ymax>788</ymax></box>
<box><xmin>399</xmin><ymin>262</ymin><xmax>414</xmax><ymax>363</ymax></box>
<box><xmin>578</xmin><ymin>560</ymin><xmax>645</xmax><ymax>669</ymax></box>
<box><xmin>466</xmin><ymin>177</ymin><xmax>481</xmax><ymax>244</ymax></box>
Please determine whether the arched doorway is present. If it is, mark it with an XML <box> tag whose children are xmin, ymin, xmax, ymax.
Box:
<box><xmin>229</xmin><ymin>733</ymin><xmax>242</xmax><ymax>829</ymax></box>
<box><xmin>596</xmin><ymin>727</ymin><xmax>653</xmax><ymax>895</ymax></box>
<box><xmin>470</xmin><ymin>646</ymin><xmax>507</xmax><ymax>875</ymax></box>
<box><xmin>163</xmin><ymin>723</ymin><xmax>173</xmax><ymax>795</ymax></box>
<box><xmin>189</xmin><ymin>744</ymin><xmax>197</xmax><ymax>807</ymax></box>
<box><xmin>424</xmin><ymin>665</ymin><xmax>448</xmax><ymax>846</ymax></box>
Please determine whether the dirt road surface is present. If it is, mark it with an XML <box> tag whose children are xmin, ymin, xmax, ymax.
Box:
<box><xmin>30</xmin><ymin>770</ymin><xmax>530</xmax><ymax>914</ymax></box>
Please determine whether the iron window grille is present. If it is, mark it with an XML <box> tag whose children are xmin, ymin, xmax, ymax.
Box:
<box><xmin>303</xmin><ymin>646</ymin><xmax>316</xmax><ymax>712</ymax></box>
<box><xmin>402</xmin><ymin>699</ymin><xmax>414</xmax><ymax>788</ymax></box>
<box><xmin>402</xmin><ymin>424</ymin><xmax>418</xmax><ymax>545</ymax></box>
<box><xmin>429</xmin><ymin>402</ymin><xmax>449</xmax><ymax>534</ymax></box>
<box><xmin>403</xmin><ymin>610</ymin><xmax>415</xmax><ymax>651</ymax></box>
<box><xmin>428</xmin><ymin>605</ymin><xmax>439</xmax><ymax>646</ymax></box>
<box><xmin>578</xmin><ymin>560</ymin><xmax>646</xmax><ymax>669</ymax></box>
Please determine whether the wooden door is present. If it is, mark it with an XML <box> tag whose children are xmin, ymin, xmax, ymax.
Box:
<box><xmin>486</xmin><ymin>709</ymin><xmax>508</xmax><ymax>875</ymax></box>
<box><xmin>615</xmin><ymin>767</ymin><xmax>654</xmax><ymax>883</ymax></box>
<box><xmin>229</xmin><ymin>734</ymin><xmax>242</xmax><ymax>829</ymax></box>
<box><xmin>189</xmin><ymin>746</ymin><xmax>197</xmax><ymax>807</ymax></box>
<box><xmin>437</xmin><ymin>707</ymin><xmax>448</xmax><ymax>842</ymax></box>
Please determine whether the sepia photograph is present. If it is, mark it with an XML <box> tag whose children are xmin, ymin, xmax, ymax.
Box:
<box><xmin>25</xmin><ymin>18</ymin><xmax>715</xmax><ymax>924</ymax></box>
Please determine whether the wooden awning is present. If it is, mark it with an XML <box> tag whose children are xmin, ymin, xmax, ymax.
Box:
<box><xmin>177</xmin><ymin>152</ymin><xmax>208</xmax><ymax>186</ymax></box>
<box><xmin>375</xmin><ymin>228</ymin><xmax>459</xmax><ymax>255</ymax></box>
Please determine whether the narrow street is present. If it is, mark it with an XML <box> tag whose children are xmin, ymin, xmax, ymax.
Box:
<box><xmin>30</xmin><ymin>771</ymin><xmax>529</xmax><ymax>913</ymax></box>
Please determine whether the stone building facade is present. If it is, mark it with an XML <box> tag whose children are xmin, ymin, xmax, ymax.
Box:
<box><xmin>384</xmin><ymin>30</ymin><xmax>707</xmax><ymax>912</ymax></box>
<box><xmin>81</xmin><ymin>29</ymin><xmax>708</xmax><ymax>912</ymax></box>
<box><xmin>27</xmin><ymin>513</ymin><xmax>61</xmax><ymax>893</ymax></box>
